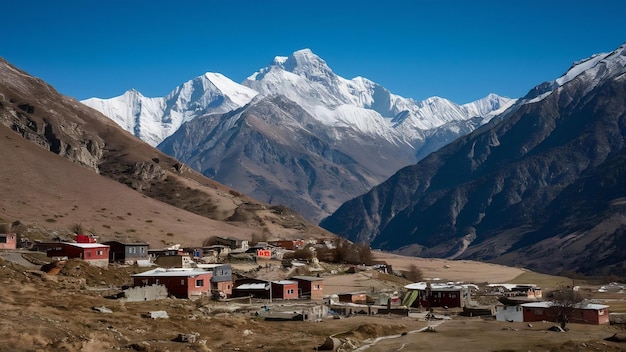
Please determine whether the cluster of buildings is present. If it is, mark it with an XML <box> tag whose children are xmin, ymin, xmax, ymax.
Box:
<box><xmin>26</xmin><ymin>234</ymin><xmax>330</xmax><ymax>301</ymax></box>
<box><xmin>402</xmin><ymin>281</ymin><xmax>611</xmax><ymax>325</ymax></box>
<box><xmin>1</xmin><ymin>225</ymin><xmax>614</xmax><ymax>325</ymax></box>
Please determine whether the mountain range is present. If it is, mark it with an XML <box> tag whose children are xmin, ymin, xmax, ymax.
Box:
<box><xmin>3</xmin><ymin>41</ymin><xmax>626</xmax><ymax>277</ymax></box>
<box><xmin>82</xmin><ymin>49</ymin><xmax>514</xmax><ymax>221</ymax></box>
<box><xmin>321</xmin><ymin>43</ymin><xmax>626</xmax><ymax>277</ymax></box>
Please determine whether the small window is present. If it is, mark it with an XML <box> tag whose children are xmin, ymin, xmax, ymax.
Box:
<box><xmin>0</xmin><ymin>236</ymin><xmax>6</xmax><ymax>243</ymax></box>
<box><xmin>314</xmin><ymin>284</ymin><xmax>320</xmax><ymax>290</ymax></box>
<box><xmin>287</xmin><ymin>289</ymin><xmax>294</xmax><ymax>294</ymax></box>
<box><xmin>96</xmin><ymin>250</ymin><xmax>103</xmax><ymax>256</ymax></box>
<box><xmin>181</xmin><ymin>279</ymin><xmax>186</xmax><ymax>286</ymax></box>
<box><xmin>196</xmin><ymin>279</ymin><xmax>204</xmax><ymax>287</ymax></box>
<box><xmin>87</xmin><ymin>252</ymin><xmax>92</xmax><ymax>257</ymax></box>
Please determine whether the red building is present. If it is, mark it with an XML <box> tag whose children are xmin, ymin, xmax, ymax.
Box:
<box><xmin>271</xmin><ymin>240</ymin><xmax>304</xmax><ymax>250</ymax></box>
<box><xmin>521</xmin><ymin>301</ymin><xmax>610</xmax><ymax>325</ymax></box>
<box><xmin>403</xmin><ymin>282</ymin><xmax>473</xmax><ymax>308</ymax></box>
<box><xmin>132</xmin><ymin>268</ymin><xmax>213</xmax><ymax>299</ymax></box>
<box><xmin>46</xmin><ymin>242</ymin><xmax>110</xmax><ymax>267</ymax></box>
<box><xmin>291</xmin><ymin>276</ymin><xmax>324</xmax><ymax>300</ymax></box>
<box><xmin>272</xmin><ymin>280</ymin><xmax>299</xmax><ymax>300</ymax></box>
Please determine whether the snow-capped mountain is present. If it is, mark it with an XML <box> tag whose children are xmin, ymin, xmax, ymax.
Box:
<box><xmin>82</xmin><ymin>73</ymin><xmax>258</xmax><ymax>146</ymax></box>
<box><xmin>243</xmin><ymin>49</ymin><xmax>515</xmax><ymax>143</ymax></box>
<box><xmin>82</xmin><ymin>49</ymin><xmax>512</xmax><ymax>221</ymax></box>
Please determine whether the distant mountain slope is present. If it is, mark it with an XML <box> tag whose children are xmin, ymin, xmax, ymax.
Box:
<box><xmin>321</xmin><ymin>43</ymin><xmax>626</xmax><ymax>277</ymax></box>
<box><xmin>0</xmin><ymin>57</ymin><xmax>332</xmax><ymax>244</ymax></box>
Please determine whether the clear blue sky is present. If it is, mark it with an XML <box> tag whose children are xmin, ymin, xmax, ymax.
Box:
<box><xmin>2</xmin><ymin>0</ymin><xmax>625</xmax><ymax>104</ymax></box>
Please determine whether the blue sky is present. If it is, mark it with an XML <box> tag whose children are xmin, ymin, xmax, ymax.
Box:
<box><xmin>2</xmin><ymin>0</ymin><xmax>625</xmax><ymax>104</ymax></box>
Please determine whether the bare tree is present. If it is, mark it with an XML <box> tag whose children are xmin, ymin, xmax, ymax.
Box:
<box><xmin>549</xmin><ymin>286</ymin><xmax>585</xmax><ymax>329</ymax></box>
<box><xmin>70</xmin><ymin>223</ymin><xmax>84</xmax><ymax>235</ymax></box>
<box><xmin>403</xmin><ymin>264</ymin><xmax>424</xmax><ymax>282</ymax></box>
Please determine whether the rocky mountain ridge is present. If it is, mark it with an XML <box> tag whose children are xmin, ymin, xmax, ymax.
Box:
<box><xmin>321</xmin><ymin>43</ymin><xmax>626</xmax><ymax>277</ymax></box>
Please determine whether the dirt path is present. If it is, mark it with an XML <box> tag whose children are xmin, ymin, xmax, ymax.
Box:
<box><xmin>0</xmin><ymin>250</ymin><xmax>40</xmax><ymax>270</ymax></box>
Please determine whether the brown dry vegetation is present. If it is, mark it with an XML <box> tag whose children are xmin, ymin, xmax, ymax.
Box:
<box><xmin>0</xmin><ymin>122</ymin><xmax>333</xmax><ymax>249</ymax></box>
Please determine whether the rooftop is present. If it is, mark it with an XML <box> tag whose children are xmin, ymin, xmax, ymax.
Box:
<box><xmin>132</xmin><ymin>268</ymin><xmax>210</xmax><ymax>277</ymax></box>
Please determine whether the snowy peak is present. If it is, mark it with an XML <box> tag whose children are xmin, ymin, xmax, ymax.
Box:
<box><xmin>281</xmin><ymin>49</ymin><xmax>334</xmax><ymax>79</ymax></box>
<box><xmin>462</xmin><ymin>93</ymin><xmax>517</xmax><ymax>118</ymax></box>
<box><xmin>525</xmin><ymin>42</ymin><xmax>626</xmax><ymax>103</ymax></box>
<box><xmin>82</xmin><ymin>72</ymin><xmax>258</xmax><ymax>146</ymax></box>
<box><xmin>166</xmin><ymin>72</ymin><xmax>257</xmax><ymax>115</ymax></box>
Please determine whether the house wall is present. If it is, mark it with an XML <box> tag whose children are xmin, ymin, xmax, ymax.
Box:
<box><xmin>0</xmin><ymin>233</ymin><xmax>17</xmax><ymax>249</ymax></box>
<box><xmin>272</xmin><ymin>282</ymin><xmax>299</xmax><ymax>299</ymax></box>
<box><xmin>133</xmin><ymin>273</ymin><xmax>212</xmax><ymax>299</ymax></box>
<box><xmin>274</xmin><ymin>240</ymin><xmax>304</xmax><ymax>250</ymax></box>
<box><xmin>413</xmin><ymin>289</ymin><xmax>462</xmax><ymax>308</ymax></box>
<box><xmin>522</xmin><ymin>306</ymin><xmax>609</xmax><ymax>325</ymax></box>
<box><xmin>210</xmin><ymin>264</ymin><xmax>232</xmax><ymax>282</ymax></box>
<box><xmin>339</xmin><ymin>293</ymin><xmax>367</xmax><ymax>304</ymax></box>
<box><xmin>213</xmin><ymin>281</ymin><xmax>233</xmax><ymax>297</ymax></box>
<box><xmin>291</xmin><ymin>277</ymin><xmax>324</xmax><ymax>300</ymax></box>
<box><xmin>155</xmin><ymin>255</ymin><xmax>192</xmax><ymax>268</ymax></box>
<box><xmin>495</xmin><ymin>305</ymin><xmax>524</xmax><ymax>322</ymax></box>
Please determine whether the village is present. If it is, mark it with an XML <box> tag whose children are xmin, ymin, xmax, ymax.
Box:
<box><xmin>1</xmin><ymin>222</ymin><xmax>626</xmax><ymax>351</ymax></box>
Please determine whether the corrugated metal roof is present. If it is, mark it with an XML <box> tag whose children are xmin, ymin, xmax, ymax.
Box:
<box><xmin>63</xmin><ymin>242</ymin><xmax>109</xmax><ymax>249</ymax></box>
<box><xmin>521</xmin><ymin>301</ymin><xmax>610</xmax><ymax>310</ymax></box>
<box><xmin>132</xmin><ymin>268</ymin><xmax>208</xmax><ymax>277</ymax></box>
<box><xmin>273</xmin><ymin>280</ymin><xmax>297</xmax><ymax>285</ymax></box>
<box><xmin>404</xmin><ymin>282</ymin><xmax>466</xmax><ymax>291</ymax></box>
<box><xmin>237</xmin><ymin>283</ymin><xmax>268</xmax><ymax>290</ymax></box>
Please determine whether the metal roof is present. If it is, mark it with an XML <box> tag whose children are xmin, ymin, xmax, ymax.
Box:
<box><xmin>63</xmin><ymin>242</ymin><xmax>109</xmax><ymax>249</ymax></box>
<box><xmin>132</xmin><ymin>268</ymin><xmax>209</xmax><ymax>277</ymax></box>
<box><xmin>404</xmin><ymin>282</ymin><xmax>467</xmax><ymax>291</ymax></box>
<box><xmin>236</xmin><ymin>283</ymin><xmax>269</xmax><ymax>290</ymax></box>
<box><xmin>521</xmin><ymin>301</ymin><xmax>609</xmax><ymax>310</ymax></box>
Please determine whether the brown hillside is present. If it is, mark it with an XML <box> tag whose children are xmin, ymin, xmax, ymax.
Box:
<box><xmin>0</xmin><ymin>57</ymin><xmax>334</xmax><ymax>246</ymax></box>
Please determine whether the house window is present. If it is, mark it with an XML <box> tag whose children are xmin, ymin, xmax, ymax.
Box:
<box><xmin>534</xmin><ymin>308</ymin><xmax>543</xmax><ymax>315</ymax></box>
<box><xmin>129</xmin><ymin>247</ymin><xmax>136</xmax><ymax>254</ymax></box>
<box><xmin>314</xmin><ymin>284</ymin><xmax>320</xmax><ymax>290</ymax></box>
<box><xmin>0</xmin><ymin>236</ymin><xmax>6</xmax><ymax>243</ymax></box>
<box><xmin>87</xmin><ymin>252</ymin><xmax>92</xmax><ymax>257</ymax></box>
<box><xmin>181</xmin><ymin>280</ymin><xmax>186</xmax><ymax>286</ymax></box>
<box><xmin>140</xmin><ymin>247</ymin><xmax>145</xmax><ymax>253</ymax></box>
<box><xmin>196</xmin><ymin>279</ymin><xmax>204</xmax><ymax>287</ymax></box>
<box><xmin>287</xmin><ymin>289</ymin><xmax>294</xmax><ymax>294</ymax></box>
<box><xmin>598</xmin><ymin>309</ymin><xmax>605</xmax><ymax>315</ymax></box>
<box><xmin>96</xmin><ymin>250</ymin><xmax>103</xmax><ymax>256</ymax></box>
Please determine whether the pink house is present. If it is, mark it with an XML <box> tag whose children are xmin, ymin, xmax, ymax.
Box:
<box><xmin>0</xmin><ymin>233</ymin><xmax>17</xmax><ymax>250</ymax></box>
